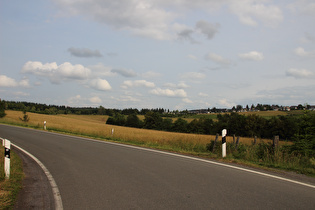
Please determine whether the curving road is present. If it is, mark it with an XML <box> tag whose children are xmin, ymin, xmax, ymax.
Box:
<box><xmin>1</xmin><ymin>124</ymin><xmax>315</xmax><ymax>209</ymax></box>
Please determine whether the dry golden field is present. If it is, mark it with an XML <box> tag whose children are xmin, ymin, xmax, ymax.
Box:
<box><xmin>1</xmin><ymin>110</ymin><xmax>279</xmax><ymax>148</ymax></box>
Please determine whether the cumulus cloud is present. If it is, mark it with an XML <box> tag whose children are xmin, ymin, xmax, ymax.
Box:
<box><xmin>88</xmin><ymin>63</ymin><xmax>115</xmax><ymax>77</ymax></box>
<box><xmin>228</xmin><ymin>1</ymin><xmax>283</xmax><ymax>27</ymax></box>
<box><xmin>288</xmin><ymin>0</ymin><xmax>315</xmax><ymax>16</ymax></box>
<box><xmin>52</xmin><ymin>0</ymin><xmax>283</xmax><ymax>41</ymax></box>
<box><xmin>122</xmin><ymin>80</ymin><xmax>155</xmax><ymax>89</ymax></box>
<box><xmin>188</xmin><ymin>54</ymin><xmax>198</xmax><ymax>60</ymax></box>
<box><xmin>195</xmin><ymin>20</ymin><xmax>220</xmax><ymax>40</ymax></box>
<box><xmin>142</xmin><ymin>71</ymin><xmax>162</xmax><ymax>78</ymax></box>
<box><xmin>53</xmin><ymin>0</ymin><xmax>175</xmax><ymax>40</ymax></box>
<box><xmin>205</xmin><ymin>53</ymin><xmax>231</xmax><ymax>66</ymax></box>
<box><xmin>218</xmin><ymin>98</ymin><xmax>235</xmax><ymax>108</ymax></box>
<box><xmin>239</xmin><ymin>51</ymin><xmax>264</xmax><ymax>61</ymax></box>
<box><xmin>181</xmin><ymin>72</ymin><xmax>205</xmax><ymax>80</ymax></box>
<box><xmin>112</xmin><ymin>68</ymin><xmax>137</xmax><ymax>77</ymax></box>
<box><xmin>90</xmin><ymin>78</ymin><xmax>112</xmax><ymax>91</ymax></box>
<box><xmin>286</xmin><ymin>68</ymin><xmax>314</xmax><ymax>79</ymax></box>
<box><xmin>21</xmin><ymin>61</ymin><xmax>91</xmax><ymax>83</ymax></box>
<box><xmin>150</xmin><ymin>88</ymin><xmax>187</xmax><ymax>98</ymax></box>
<box><xmin>294</xmin><ymin>47</ymin><xmax>315</xmax><ymax>57</ymax></box>
<box><xmin>164</xmin><ymin>82</ymin><xmax>189</xmax><ymax>88</ymax></box>
<box><xmin>182</xmin><ymin>98</ymin><xmax>193</xmax><ymax>103</ymax></box>
<box><xmin>0</xmin><ymin>75</ymin><xmax>30</xmax><ymax>88</ymax></box>
<box><xmin>198</xmin><ymin>92</ymin><xmax>208</xmax><ymax>97</ymax></box>
<box><xmin>89</xmin><ymin>96</ymin><xmax>102</xmax><ymax>104</ymax></box>
<box><xmin>68</xmin><ymin>47</ymin><xmax>102</xmax><ymax>58</ymax></box>
<box><xmin>0</xmin><ymin>75</ymin><xmax>18</xmax><ymax>87</ymax></box>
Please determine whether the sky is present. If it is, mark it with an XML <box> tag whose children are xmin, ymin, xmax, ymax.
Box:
<box><xmin>0</xmin><ymin>0</ymin><xmax>315</xmax><ymax>110</ymax></box>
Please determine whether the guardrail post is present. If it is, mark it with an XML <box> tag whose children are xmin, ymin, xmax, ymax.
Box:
<box><xmin>222</xmin><ymin>129</ymin><xmax>227</xmax><ymax>158</ymax></box>
<box><xmin>4</xmin><ymin>139</ymin><xmax>11</xmax><ymax>179</ymax></box>
<box><xmin>212</xmin><ymin>133</ymin><xmax>219</xmax><ymax>153</ymax></box>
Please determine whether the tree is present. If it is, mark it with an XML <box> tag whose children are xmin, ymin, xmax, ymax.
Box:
<box><xmin>0</xmin><ymin>99</ymin><xmax>6</xmax><ymax>118</ymax></box>
<box><xmin>291</xmin><ymin>112</ymin><xmax>315</xmax><ymax>157</ymax></box>
<box><xmin>144</xmin><ymin>111</ymin><xmax>163</xmax><ymax>130</ymax></box>
<box><xmin>172</xmin><ymin>118</ymin><xmax>188</xmax><ymax>133</ymax></box>
<box><xmin>19</xmin><ymin>110</ymin><xmax>30</xmax><ymax>122</ymax></box>
<box><xmin>126</xmin><ymin>114</ymin><xmax>142</xmax><ymax>128</ymax></box>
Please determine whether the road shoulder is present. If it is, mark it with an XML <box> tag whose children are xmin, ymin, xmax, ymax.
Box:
<box><xmin>13</xmin><ymin>147</ymin><xmax>55</xmax><ymax>210</ymax></box>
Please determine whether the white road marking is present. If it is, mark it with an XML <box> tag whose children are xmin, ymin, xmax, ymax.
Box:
<box><xmin>11</xmin><ymin>143</ymin><xmax>63</xmax><ymax>210</ymax></box>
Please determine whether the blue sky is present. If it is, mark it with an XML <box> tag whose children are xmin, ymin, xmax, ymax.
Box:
<box><xmin>1</xmin><ymin>0</ymin><xmax>314</xmax><ymax>110</ymax></box>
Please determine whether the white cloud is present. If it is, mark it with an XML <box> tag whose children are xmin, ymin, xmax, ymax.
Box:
<box><xmin>164</xmin><ymin>82</ymin><xmax>189</xmax><ymax>88</ymax></box>
<box><xmin>239</xmin><ymin>51</ymin><xmax>264</xmax><ymax>61</ymax></box>
<box><xmin>67</xmin><ymin>95</ymin><xmax>82</xmax><ymax>105</ymax></box>
<box><xmin>122</xmin><ymin>80</ymin><xmax>155</xmax><ymax>89</ymax></box>
<box><xmin>142</xmin><ymin>71</ymin><xmax>162</xmax><ymax>78</ymax></box>
<box><xmin>88</xmin><ymin>63</ymin><xmax>115</xmax><ymax>77</ymax></box>
<box><xmin>53</xmin><ymin>0</ymin><xmax>175</xmax><ymax>40</ymax></box>
<box><xmin>181</xmin><ymin>72</ymin><xmax>205</xmax><ymax>80</ymax></box>
<box><xmin>188</xmin><ymin>54</ymin><xmax>198</xmax><ymax>60</ymax></box>
<box><xmin>114</xmin><ymin>95</ymin><xmax>140</xmax><ymax>102</ymax></box>
<box><xmin>286</xmin><ymin>68</ymin><xmax>314</xmax><ymax>79</ymax></box>
<box><xmin>198</xmin><ymin>92</ymin><xmax>208</xmax><ymax>97</ymax></box>
<box><xmin>68</xmin><ymin>47</ymin><xmax>102</xmax><ymax>58</ymax></box>
<box><xmin>229</xmin><ymin>1</ymin><xmax>283</xmax><ymax>27</ymax></box>
<box><xmin>205</xmin><ymin>53</ymin><xmax>231</xmax><ymax>66</ymax></box>
<box><xmin>288</xmin><ymin>0</ymin><xmax>315</xmax><ymax>16</ymax></box>
<box><xmin>89</xmin><ymin>96</ymin><xmax>102</xmax><ymax>104</ymax></box>
<box><xmin>112</xmin><ymin>68</ymin><xmax>137</xmax><ymax>77</ymax></box>
<box><xmin>294</xmin><ymin>47</ymin><xmax>315</xmax><ymax>57</ymax></box>
<box><xmin>218</xmin><ymin>98</ymin><xmax>235</xmax><ymax>108</ymax></box>
<box><xmin>52</xmin><ymin>0</ymin><xmax>283</xmax><ymax>42</ymax></box>
<box><xmin>182</xmin><ymin>98</ymin><xmax>193</xmax><ymax>103</ymax></box>
<box><xmin>0</xmin><ymin>75</ymin><xmax>30</xmax><ymax>88</ymax></box>
<box><xmin>90</xmin><ymin>78</ymin><xmax>112</xmax><ymax>91</ymax></box>
<box><xmin>21</xmin><ymin>61</ymin><xmax>91</xmax><ymax>83</ymax></box>
<box><xmin>0</xmin><ymin>75</ymin><xmax>18</xmax><ymax>87</ymax></box>
<box><xmin>150</xmin><ymin>88</ymin><xmax>187</xmax><ymax>98</ymax></box>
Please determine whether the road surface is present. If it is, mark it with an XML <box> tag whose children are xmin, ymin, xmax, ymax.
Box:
<box><xmin>1</xmin><ymin>124</ymin><xmax>315</xmax><ymax>209</ymax></box>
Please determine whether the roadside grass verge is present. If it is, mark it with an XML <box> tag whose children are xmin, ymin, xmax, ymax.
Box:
<box><xmin>0</xmin><ymin>145</ymin><xmax>24</xmax><ymax>209</ymax></box>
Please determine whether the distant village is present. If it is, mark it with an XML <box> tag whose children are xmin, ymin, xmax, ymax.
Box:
<box><xmin>188</xmin><ymin>104</ymin><xmax>315</xmax><ymax>114</ymax></box>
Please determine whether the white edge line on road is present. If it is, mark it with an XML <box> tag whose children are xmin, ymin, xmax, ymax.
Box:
<box><xmin>5</xmin><ymin>140</ymin><xmax>63</xmax><ymax>210</ymax></box>
<box><xmin>93</xmin><ymin>139</ymin><xmax>315</xmax><ymax>189</ymax></box>
<box><xmin>1</xmin><ymin>124</ymin><xmax>315</xmax><ymax>190</ymax></box>
<box><xmin>41</xmin><ymin>129</ymin><xmax>315</xmax><ymax>190</ymax></box>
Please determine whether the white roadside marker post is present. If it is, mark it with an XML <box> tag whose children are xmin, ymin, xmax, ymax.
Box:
<box><xmin>222</xmin><ymin>129</ymin><xmax>227</xmax><ymax>158</ymax></box>
<box><xmin>44</xmin><ymin>121</ymin><xmax>47</xmax><ymax>130</ymax></box>
<box><xmin>4</xmin><ymin>139</ymin><xmax>11</xmax><ymax>179</ymax></box>
<box><xmin>111</xmin><ymin>128</ymin><xmax>114</xmax><ymax>136</ymax></box>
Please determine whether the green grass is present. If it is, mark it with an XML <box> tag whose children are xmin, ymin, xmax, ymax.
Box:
<box><xmin>0</xmin><ymin>146</ymin><xmax>24</xmax><ymax>209</ymax></box>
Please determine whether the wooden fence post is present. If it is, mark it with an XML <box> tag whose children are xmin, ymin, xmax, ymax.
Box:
<box><xmin>235</xmin><ymin>136</ymin><xmax>240</xmax><ymax>151</ymax></box>
<box><xmin>273</xmin><ymin>135</ymin><xmax>279</xmax><ymax>148</ymax></box>
<box><xmin>212</xmin><ymin>133</ymin><xmax>219</xmax><ymax>153</ymax></box>
<box><xmin>253</xmin><ymin>136</ymin><xmax>257</xmax><ymax>145</ymax></box>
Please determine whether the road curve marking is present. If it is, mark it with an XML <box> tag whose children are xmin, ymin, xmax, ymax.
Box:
<box><xmin>12</xmin><ymin>143</ymin><xmax>63</xmax><ymax>210</ymax></box>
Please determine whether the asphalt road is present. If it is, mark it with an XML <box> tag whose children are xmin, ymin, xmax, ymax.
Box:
<box><xmin>1</xmin><ymin>124</ymin><xmax>315</xmax><ymax>210</ymax></box>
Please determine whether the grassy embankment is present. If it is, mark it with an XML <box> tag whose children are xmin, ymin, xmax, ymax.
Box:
<box><xmin>1</xmin><ymin>110</ymin><xmax>314</xmax><ymax>177</ymax></box>
<box><xmin>0</xmin><ymin>144</ymin><xmax>24</xmax><ymax>209</ymax></box>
